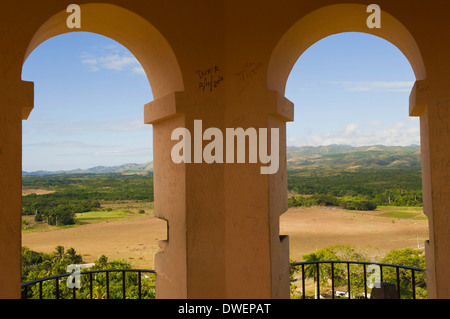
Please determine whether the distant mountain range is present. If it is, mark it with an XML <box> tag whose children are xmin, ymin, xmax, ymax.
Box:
<box><xmin>23</xmin><ymin>162</ymin><xmax>154</xmax><ymax>176</ymax></box>
<box><xmin>287</xmin><ymin>144</ymin><xmax>421</xmax><ymax>170</ymax></box>
<box><xmin>22</xmin><ymin>144</ymin><xmax>421</xmax><ymax>175</ymax></box>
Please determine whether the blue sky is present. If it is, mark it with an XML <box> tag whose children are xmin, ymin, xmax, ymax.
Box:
<box><xmin>22</xmin><ymin>32</ymin><xmax>419</xmax><ymax>171</ymax></box>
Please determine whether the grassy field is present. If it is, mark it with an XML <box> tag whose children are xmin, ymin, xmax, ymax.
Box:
<box><xmin>22</xmin><ymin>200</ymin><xmax>155</xmax><ymax>232</ymax></box>
<box><xmin>375</xmin><ymin>206</ymin><xmax>427</xmax><ymax>220</ymax></box>
<box><xmin>22</xmin><ymin>203</ymin><xmax>429</xmax><ymax>271</ymax></box>
<box><xmin>75</xmin><ymin>211</ymin><xmax>128</xmax><ymax>222</ymax></box>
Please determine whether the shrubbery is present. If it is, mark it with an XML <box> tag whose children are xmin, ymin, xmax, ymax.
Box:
<box><xmin>290</xmin><ymin>245</ymin><xmax>427</xmax><ymax>299</ymax></box>
<box><xmin>22</xmin><ymin>246</ymin><xmax>155</xmax><ymax>299</ymax></box>
<box><xmin>22</xmin><ymin>173</ymin><xmax>154</xmax><ymax>226</ymax></box>
<box><xmin>287</xmin><ymin>168</ymin><xmax>422</xmax><ymax>207</ymax></box>
<box><xmin>288</xmin><ymin>194</ymin><xmax>377</xmax><ymax>211</ymax></box>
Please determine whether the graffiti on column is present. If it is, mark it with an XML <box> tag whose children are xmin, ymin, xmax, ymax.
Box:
<box><xmin>196</xmin><ymin>66</ymin><xmax>224</xmax><ymax>92</ymax></box>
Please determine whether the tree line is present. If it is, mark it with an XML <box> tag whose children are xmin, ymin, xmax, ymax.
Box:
<box><xmin>22</xmin><ymin>246</ymin><xmax>155</xmax><ymax>299</ymax></box>
<box><xmin>22</xmin><ymin>167</ymin><xmax>423</xmax><ymax>227</ymax></box>
<box><xmin>287</xmin><ymin>167</ymin><xmax>423</xmax><ymax>207</ymax></box>
<box><xmin>22</xmin><ymin>173</ymin><xmax>154</xmax><ymax>226</ymax></box>
<box><xmin>288</xmin><ymin>194</ymin><xmax>378</xmax><ymax>211</ymax></box>
<box><xmin>290</xmin><ymin>245</ymin><xmax>426</xmax><ymax>299</ymax></box>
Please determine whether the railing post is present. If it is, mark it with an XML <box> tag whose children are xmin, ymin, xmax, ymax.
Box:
<box><xmin>363</xmin><ymin>264</ymin><xmax>367</xmax><ymax>299</ymax></box>
<box><xmin>380</xmin><ymin>265</ymin><xmax>383</xmax><ymax>283</ymax></box>
<box><xmin>347</xmin><ymin>263</ymin><xmax>350</xmax><ymax>299</ymax></box>
<box><xmin>396</xmin><ymin>267</ymin><xmax>401</xmax><ymax>299</ymax></box>
<box><xmin>122</xmin><ymin>270</ymin><xmax>126</xmax><ymax>299</ymax></box>
<box><xmin>106</xmin><ymin>272</ymin><xmax>110</xmax><ymax>299</ymax></box>
<box><xmin>331</xmin><ymin>263</ymin><xmax>335</xmax><ymax>299</ymax></box>
<box><xmin>138</xmin><ymin>271</ymin><xmax>142</xmax><ymax>299</ymax></box>
<box><xmin>301</xmin><ymin>264</ymin><xmax>305</xmax><ymax>300</ymax></box>
<box><xmin>412</xmin><ymin>270</ymin><xmax>416</xmax><ymax>299</ymax></box>
<box><xmin>55</xmin><ymin>278</ymin><xmax>59</xmax><ymax>299</ymax></box>
<box><xmin>89</xmin><ymin>272</ymin><xmax>93</xmax><ymax>299</ymax></box>
<box><xmin>316</xmin><ymin>263</ymin><xmax>320</xmax><ymax>299</ymax></box>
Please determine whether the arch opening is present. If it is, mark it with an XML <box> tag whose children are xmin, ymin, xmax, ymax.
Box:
<box><xmin>269</xmin><ymin>5</ymin><xmax>429</xmax><ymax>299</ymax></box>
<box><xmin>20</xmin><ymin>9</ymin><xmax>172</xmax><ymax>299</ymax></box>
<box><xmin>267</xmin><ymin>4</ymin><xmax>426</xmax><ymax>95</ymax></box>
<box><xmin>23</xmin><ymin>3</ymin><xmax>184</xmax><ymax>100</ymax></box>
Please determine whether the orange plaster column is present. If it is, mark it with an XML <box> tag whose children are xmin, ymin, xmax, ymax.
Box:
<box><xmin>0</xmin><ymin>80</ymin><xmax>33</xmax><ymax>298</ymax></box>
<box><xmin>145</xmin><ymin>91</ymin><xmax>228</xmax><ymax>298</ymax></box>
<box><xmin>223</xmin><ymin>90</ymin><xmax>293</xmax><ymax>298</ymax></box>
<box><xmin>411</xmin><ymin>79</ymin><xmax>450</xmax><ymax>299</ymax></box>
<box><xmin>145</xmin><ymin>89</ymin><xmax>292</xmax><ymax>298</ymax></box>
<box><xmin>145</xmin><ymin>92</ymin><xmax>188</xmax><ymax>298</ymax></box>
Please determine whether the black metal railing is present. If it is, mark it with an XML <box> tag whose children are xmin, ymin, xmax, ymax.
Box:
<box><xmin>290</xmin><ymin>260</ymin><xmax>425</xmax><ymax>299</ymax></box>
<box><xmin>22</xmin><ymin>262</ymin><xmax>425</xmax><ymax>299</ymax></box>
<box><xmin>21</xmin><ymin>269</ymin><xmax>155</xmax><ymax>299</ymax></box>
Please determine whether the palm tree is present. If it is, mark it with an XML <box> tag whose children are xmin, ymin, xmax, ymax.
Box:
<box><xmin>38</xmin><ymin>260</ymin><xmax>53</xmax><ymax>278</ymax></box>
<box><xmin>302</xmin><ymin>252</ymin><xmax>324</xmax><ymax>299</ymax></box>
<box><xmin>52</xmin><ymin>245</ymin><xmax>65</xmax><ymax>263</ymax></box>
<box><xmin>64</xmin><ymin>247</ymin><xmax>83</xmax><ymax>264</ymax></box>
<box><xmin>96</xmin><ymin>255</ymin><xmax>109</xmax><ymax>269</ymax></box>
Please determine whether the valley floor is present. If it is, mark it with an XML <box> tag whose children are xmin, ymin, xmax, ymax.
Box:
<box><xmin>22</xmin><ymin>206</ymin><xmax>429</xmax><ymax>269</ymax></box>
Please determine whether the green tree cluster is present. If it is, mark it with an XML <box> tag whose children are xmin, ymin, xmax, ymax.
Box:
<box><xmin>290</xmin><ymin>245</ymin><xmax>426</xmax><ymax>299</ymax></box>
<box><xmin>287</xmin><ymin>168</ymin><xmax>422</xmax><ymax>207</ymax></box>
<box><xmin>288</xmin><ymin>194</ymin><xmax>377</xmax><ymax>211</ymax></box>
<box><xmin>23</xmin><ymin>196</ymin><xmax>101</xmax><ymax>226</ymax></box>
<box><xmin>22</xmin><ymin>246</ymin><xmax>155</xmax><ymax>299</ymax></box>
<box><xmin>22</xmin><ymin>173</ymin><xmax>154</xmax><ymax>226</ymax></box>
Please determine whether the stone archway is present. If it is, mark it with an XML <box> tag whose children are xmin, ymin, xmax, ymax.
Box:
<box><xmin>266</xmin><ymin>3</ymin><xmax>438</xmax><ymax>297</ymax></box>
<box><xmin>267</xmin><ymin>4</ymin><xmax>426</xmax><ymax>95</ymax></box>
<box><xmin>0</xmin><ymin>3</ymin><xmax>185</xmax><ymax>299</ymax></box>
<box><xmin>23</xmin><ymin>3</ymin><xmax>184</xmax><ymax>102</ymax></box>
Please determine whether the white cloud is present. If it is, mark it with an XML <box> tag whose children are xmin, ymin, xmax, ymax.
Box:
<box><xmin>290</xmin><ymin>121</ymin><xmax>420</xmax><ymax>147</ymax></box>
<box><xmin>93</xmin><ymin>148</ymin><xmax>152</xmax><ymax>157</ymax></box>
<box><xmin>330</xmin><ymin>81</ymin><xmax>414</xmax><ymax>92</ymax></box>
<box><xmin>81</xmin><ymin>46</ymin><xmax>145</xmax><ymax>75</ymax></box>
<box><xmin>23</xmin><ymin>118</ymin><xmax>148</xmax><ymax>135</ymax></box>
<box><xmin>23</xmin><ymin>141</ymin><xmax>103</xmax><ymax>149</ymax></box>
<box><xmin>345</xmin><ymin>123</ymin><xmax>358</xmax><ymax>135</ymax></box>
<box><xmin>368</xmin><ymin>120</ymin><xmax>383</xmax><ymax>126</ymax></box>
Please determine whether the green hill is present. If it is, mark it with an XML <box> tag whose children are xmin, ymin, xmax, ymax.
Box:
<box><xmin>286</xmin><ymin>145</ymin><xmax>422</xmax><ymax>207</ymax></box>
<box><xmin>23</xmin><ymin>145</ymin><xmax>420</xmax><ymax>175</ymax></box>
<box><xmin>287</xmin><ymin>145</ymin><xmax>421</xmax><ymax>170</ymax></box>
<box><xmin>21</xmin><ymin>145</ymin><xmax>424</xmax><ymax>226</ymax></box>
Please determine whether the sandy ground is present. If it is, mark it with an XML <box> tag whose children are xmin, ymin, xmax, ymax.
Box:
<box><xmin>22</xmin><ymin>207</ymin><xmax>429</xmax><ymax>269</ymax></box>
<box><xmin>22</xmin><ymin>189</ymin><xmax>56</xmax><ymax>195</ymax></box>
<box><xmin>22</xmin><ymin>216</ymin><xmax>167</xmax><ymax>269</ymax></box>
<box><xmin>281</xmin><ymin>207</ymin><xmax>429</xmax><ymax>261</ymax></box>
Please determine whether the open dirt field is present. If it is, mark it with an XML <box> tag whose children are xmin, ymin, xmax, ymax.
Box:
<box><xmin>22</xmin><ymin>215</ymin><xmax>167</xmax><ymax>269</ymax></box>
<box><xmin>22</xmin><ymin>206</ymin><xmax>429</xmax><ymax>269</ymax></box>
<box><xmin>22</xmin><ymin>188</ymin><xmax>56</xmax><ymax>196</ymax></box>
<box><xmin>281</xmin><ymin>207</ymin><xmax>429</xmax><ymax>261</ymax></box>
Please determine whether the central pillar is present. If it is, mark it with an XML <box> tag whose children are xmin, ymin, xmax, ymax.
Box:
<box><xmin>411</xmin><ymin>79</ymin><xmax>450</xmax><ymax>299</ymax></box>
<box><xmin>0</xmin><ymin>79</ymin><xmax>33</xmax><ymax>298</ymax></box>
<box><xmin>146</xmin><ymin>88</ymin><xmax>292</xmax><ymax>298</ymax></box>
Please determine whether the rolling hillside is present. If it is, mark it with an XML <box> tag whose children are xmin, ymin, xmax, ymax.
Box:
<box><xmin>23</xmin><ymin>162</ymin><xmax>153</xmax><ymax>175</ymax></box>
<box><xmin>287</xmin><ymin>145</ymin><xmax>421</xmax><ymax>170</ymax></box>
<box><xmin>23</xmin><ymin>144</ymin><xmax>421</xmax><ymax>175</ymax></box>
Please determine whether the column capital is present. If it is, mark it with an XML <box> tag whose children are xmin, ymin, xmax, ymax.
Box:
<box><xmin>265</xmin><ymin>91</ymin><xmax>294</xmax><ymax>122</ymax></box>
<box><xmin>0</xmin><ymin>80</ymin><xmax>34</xmax><ymax>120</ymax></box>
<box><xmin>409</xmin><ymin>79</ymin><xmax>450</xmax><ymax>117</ymax></box>
<box><xmin>144</xmin><ymin>91</ymin><xmax>185</xmax><ymax>124</ymax></box>
<box><xmin>21</xmin><ymin>81</ymin><xmax>34</xmax><ymax>120</ymax></box>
